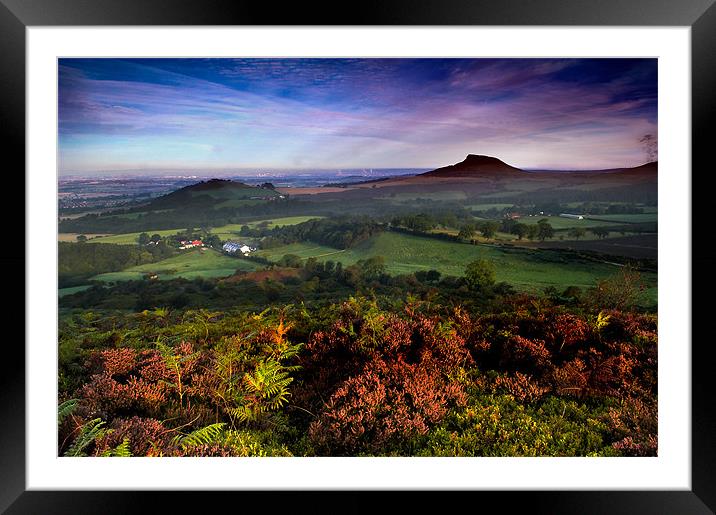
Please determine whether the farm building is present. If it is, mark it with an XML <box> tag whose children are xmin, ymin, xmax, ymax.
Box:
<box><xmin>179</xmin><ymin>239</ymin><xmax>203</xmax><ymax>249</ymax></box>
<box><xmin>222</xmin><ymin>241</ymin><xmax>254</xmax><ymax>255</ymax></box>
<box><xmin>559</xmin><ymin>213</ymin><xmax>584</xmax><ymax>220</ymax></box>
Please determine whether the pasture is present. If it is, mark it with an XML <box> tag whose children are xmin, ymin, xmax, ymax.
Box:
<box><xmin>257</xmin><ymin>230</ymin><xmax>657</xmax><ymax>302</ymax></box>
<box><xmin>517</xmin><ymin>216</ymin><xmax>622</xmax><ymax>230</ymax></box>
<box><xmin>92</xmin><ymin>248</ymin><xmax>260</xmax><ymax>283</ymax></box>
<box><xmin>211</xmin><ymin>216</ymin><xmax>324</xmax><ymax>239</ymax></box>
<box><xmin>88</xmin><ymin>228</ymin><xmax>184</xmax><ymax>245</ymax></box>
<box><xmin>58</xmin><ymin>285</ymin><xmax>93</xmax><ymax>297</ymax></box>
<box><xmin>87</xmin><ymin>216</ymin><xmax>324</xmax><ymax>244</ymax></box>
<box><xmin>257</xmin><ymin>242</ymin><xmax>346</xmax><ymax>262</ymax></box>
<box><xmin>584</xmin><ymin>213</ymin><xmax>658</xmax><ymax>224</ymax></box>
<box><xmin>58</xmin><ymin>233</ymin><xmax>110</xmax><ymax>242</ymax></box>
<box><xmin>87</xmin><ymin>216</ymin><xmax>322</xmax><ymax>245</ymax></box>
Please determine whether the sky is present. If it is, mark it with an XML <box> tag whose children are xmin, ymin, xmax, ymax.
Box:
<box><xmin>58</xmin><ymin>58</ymin><xmax>657</xmax><ymax>174</ymax></box>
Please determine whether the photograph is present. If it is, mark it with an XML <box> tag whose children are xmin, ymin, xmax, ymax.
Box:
<box><xmin>56</xmin><ymin>57</ymin><xmax>660</xmax><ymax>458</ymax></box>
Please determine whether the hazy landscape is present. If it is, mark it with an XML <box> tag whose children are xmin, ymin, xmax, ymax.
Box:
<box><xmin>58</xmin><ymin>58</ymin><xmax>658</xmax><ymax>458</ymax></box>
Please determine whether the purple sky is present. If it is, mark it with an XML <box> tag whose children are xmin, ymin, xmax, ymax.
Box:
<box><xmin>58</xmin><ymin>58</ymin><xmax>657</xmax><ymax>174</ymax></box>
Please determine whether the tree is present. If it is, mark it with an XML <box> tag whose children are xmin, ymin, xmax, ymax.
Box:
<box><xmin>464</xmin><ymin>259</ymin><xmax>496</xmax><ymax>292</ymax></box>
<box><xmin>203</xmin><ymin>234</ymin><xmax>221</xmax><ymax>248</ymax></box>
<box><xmin>479</xmin><ymin>221</ymin><xmax>501</xmax><ymax>239</ymax></box>
<box><xmin>426</xmin><ymin>269</ymin><xmax>441</xmax><ymax>282</ymax></box>
<box><xmin>591</xmin><ymin>228</ymin><xmax>610</xmax><ymax>239</ymax></box>
<box><xmin>150</xmin><ymin>233</ymin><xmax>162</xmax><ymax>243</ymax></box>
<box><xmin>457</xmin><ymin>224</ymin><xmax>475</xmax><ymax>240</ymax></box>
<box><xmin>511</xmin><ymin>223</ymin><xmax>529</xmax><ymax>240</ymax></box>
<box><xmin>537</xmin><ymin>222</ymin><xmax>554</xmax><ymax>242</ymax></box>
<box><xmin>415</xmin><ymin>269</ymin><xmax>441</xmax><ymax>283</ymax></box>
<box><xmin>278</xmin><ymin>254</ymin><xmax>303</xmax><ymax>268</ymax></box>
<box><xmin>76</xmin><ymin>234</ymin><xmax>87</xmax><ymax>243</ymax></box>
<box><xmin>568</xmin><ymin>227</ymin><xmax>586</xmax><ymax>240</ymax></box>
<box><xmin>324</xmin><ymin>261</ymin><xmax>336</xmax><ymax>274</ymax></box>
<box><xmin>526</xmin><ymin>224</ymin><xmax>539</xmax><ymax>241</ymax></box>
<box><xmin>358</xmin><ymin>256</ymin><xmax>386</xmax><ymax>281</ymax></box>
<box><xmin>640</xmin><ymin>134</ymin><xmax>657</xmax><ymax>162</ymax></box>
<box><xmin>137</xmin><ymin>233</ymin><xmax>150</xmax><ymax>245</ymax></box>
<box><xmin>585</xmin><ymin>266</ymin><xmax>646</xmax><ymax>311</ymax></box>
<box><xmin>501</xmin><ymin>218</ymin><xmax>518</xmax><ymax>234</ymax></box>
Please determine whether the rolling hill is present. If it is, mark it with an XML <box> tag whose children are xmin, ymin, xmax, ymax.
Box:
<box><xmin>421</xmin><ymin>154</ymin><xmax>524</xmax><ymax>177</ymax></box>
<box><xmin>143</xmin><ymin>178</ymin><xmax>281</xmax><ymax>211</ymax></box>
<box><xmin>288</xmin><ymin>154</ymin><xmax>658</xmax><ymax>205</ymax></box>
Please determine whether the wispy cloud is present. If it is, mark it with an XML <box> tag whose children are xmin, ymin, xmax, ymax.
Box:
<box><xmin>58</xmin><ymin>58</ymin><xmax>657</xmax><ymax>173</ymax></box>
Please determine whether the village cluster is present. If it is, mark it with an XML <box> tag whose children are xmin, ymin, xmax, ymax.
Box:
<box><xmin>178</xmin><ymin>239</ymin><xmax>204</xmax><ymax>249</ymax></box>
<box><xmin>177</xmin><ymin>238</ymin><xmax>256</xmax><ymax>256</ymax></box>
<box><xmin>221</xmin><ymin>241</ymin><xmax>256</xmax><ymax>256</ymax></box>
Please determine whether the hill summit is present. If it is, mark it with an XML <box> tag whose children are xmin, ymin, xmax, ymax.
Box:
<box><xmin>144</xmin><ymin>178</ymin><xmax>280</xmax><ymax>211</ymax></box>
<box><xmin>421</xmin><ymin>154</ymin><xmax>523</xmax><ymax>177</ymax></box>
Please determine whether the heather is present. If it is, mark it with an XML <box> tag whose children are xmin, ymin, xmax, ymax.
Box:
<box><xmin>59</xmin><ymin>295</ymin><xmax>657</xmax><ymax>457</ymax></box>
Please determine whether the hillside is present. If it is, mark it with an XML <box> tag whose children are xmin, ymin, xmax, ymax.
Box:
<box><xmin>144</xmin><ymin>178</ymin><xmax>281</xmax><ymax>211</ymax></box>
<box><xmin>292</xmin><ymin>155</ymin><xmax>658</xmax><ymax>205</ymax></box>
<box><xmin>421</xmin><ymin>154</ymin><xmax>524</xmax><ymax>178</ymax></box>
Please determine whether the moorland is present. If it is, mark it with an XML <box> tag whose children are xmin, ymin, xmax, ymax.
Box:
<box><xmin>57</xmin><ymin>154</ymin><xmax>659</xmax><ymax>457</ymax></box>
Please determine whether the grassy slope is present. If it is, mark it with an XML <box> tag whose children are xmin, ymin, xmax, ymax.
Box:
<box><xmin>257</xmin><ymin>231</ymin><xmax>657</xmax><ymax>301</ymax></box>
<box><xmin>584</xmin><ymin>213</ymin><xmax>658</xmax><ymax>223</ymax></box>
<box><xmin>85</xmin><ymin>216</ymin><xmax>324</xmax><ymax>244</ymax></box>
<box><xmin>85</xmin><ymin>228</ymin><xmax>184</xmax><ymax>245</ymax></box>
<box><xmin>516</xmin><ymin>216</ymin><xmax>623</xmax><ymax>230</ymax></box>
<box><xmin>92</xmin><ymin>248</ymin><xmax>260</xmax><ymax>282</ymax></box>
<box><xmin>258</xmin><ymin>242</ymin><xmax>346</xmax><ymax>262</ymax></box>
<box><xmin>59</xmin><ymin>285</ymin><xmax>93</xmax><ymax>297</ymax></box>
<box><xmin>211</xmin><ymin>216</ymin><xmax>324</xmax><ymax>239</ymax></box>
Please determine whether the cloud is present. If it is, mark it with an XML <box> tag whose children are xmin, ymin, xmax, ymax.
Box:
<box><xmin>58</xmin><ymin>58</ymin><xmax>657</xmax><ymax>172</ymax></box>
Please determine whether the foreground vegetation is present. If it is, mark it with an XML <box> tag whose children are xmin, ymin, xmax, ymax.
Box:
<box><xmin>59</xmin><ymin>291</ymin><xmax>657</xmax><ymax>457</ymax></box>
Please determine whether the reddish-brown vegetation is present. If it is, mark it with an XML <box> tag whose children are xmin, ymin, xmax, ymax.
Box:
<box><xmin>59</xmin><ymin>300</ymin><xmax>657</xmax><ymax>457</ymax></box>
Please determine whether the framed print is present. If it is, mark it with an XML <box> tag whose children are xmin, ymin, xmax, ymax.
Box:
<box><xmin>3</xmin><ymin>0</ymin><xmax>714</xmax><ymax>513</ymax></box>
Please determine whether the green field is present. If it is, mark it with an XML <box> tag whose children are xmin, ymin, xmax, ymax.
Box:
<box><xmin>88</xmin><ymin>228</ymin><xmax>185</xmax><ymax>245</ymax></box>
<box><xmin>518</xmin><ymin>216</ymin><xmax>623</xmax><ymax>230</ymax></box>
<box><xmin>87</xmin><ymin>216</ymin><xmax>324</xmax><ymax>244</ymax></box>
<box><xmin>469</xmin><ymin>203</ymin><xmax>517</xmax><ymax>211</ymax></box>
<box><xmin>211</xmin><ymin>216</ymin><xmax>324</xmax><ymax>239</ymax></box>
<box><xmin>585</xmin><ymin>213</ymin><xmax>658</xmax><ymax>223</ymax></box>
<box><xmin>59</xmin><ymin>285</ymin><xmax>93</xmax><ymax>297</ymax></box>
<box><xmin>257</xmin><ymin>242</ymin><xmax>346</xmax><ymax>262</ymax></box>
<box><xmin>92</xmin><ymin>248</ymin><xmax>261</xmax><ymax>283</ymax></box>
<box><xmin>381</xmin><ymin>191</ymin><xmax>468</xmax><ymax>202</ymax></box>
<box><xmin>257</xmin><ymin>231</ymin><xmax>657</xmax><ymax>301</ymax></box>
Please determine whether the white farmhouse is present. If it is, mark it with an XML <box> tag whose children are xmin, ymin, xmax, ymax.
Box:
<box><xmin>223</xmin><ymin>241</ymin><xmax>255</xmax><ymax>255</ymax></box>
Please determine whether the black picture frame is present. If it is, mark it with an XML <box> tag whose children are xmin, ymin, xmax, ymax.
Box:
<box><xmin>2</xmin><ymin>1</ymin><xmax>713</xmax><ymax>513</ymax></box>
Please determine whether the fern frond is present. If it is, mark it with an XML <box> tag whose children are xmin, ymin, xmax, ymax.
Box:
<box><xmin>229</xmin><ymin>405</ymin><xmax>266</xmax><ymax>423</ymax></box>
<box><xmin>267</xmin><ymin>390</ymin><xmax>291</xmax><ymax>410</ymax></box>
<box><xmin>58</xmin><ymin>399</ymin><xmax>78</xmax><ymax>426</ymax></box>
<box><xmin>100</xmin><ymin>438</ymin><xmax>132</xmax><ymax>457</ymax></box>
<box><xmin>174</xmin><ymin>423</ymin><xmax>226</xmax><ymax>449</ymax></box>
<box><xmin>112</xmin><ymin>438</ymin><xmax>132</xmax><ymax>457</ymax></box>
<box><xmin>596</xmin><ymin>311</ymin><xmax>611</xmax><ymax>331</ymax></box>
<box><xmin>65</xmin><ymin>418</ymin><xmax>107</xmax><ymax>457</ymax></box>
